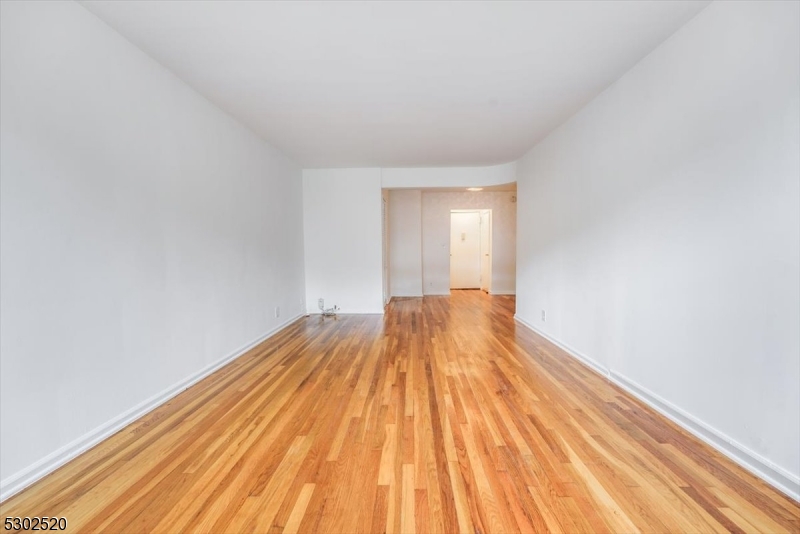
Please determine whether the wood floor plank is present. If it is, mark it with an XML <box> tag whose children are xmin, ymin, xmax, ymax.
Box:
<box><xmin>283</xmin><ymin>483</ymin><xmax>315</xmax><ymax>534</ymax></box>
<box><xmin>1</xmin><ymin>291</ymin><xmax>798</xmax><ymax>533</ymax></box>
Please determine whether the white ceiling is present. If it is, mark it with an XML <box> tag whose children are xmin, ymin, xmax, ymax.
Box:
<box><xmin>81</xmin><ymin>0</ymin><xmax>709</xmax><ymax>168</ymax></box>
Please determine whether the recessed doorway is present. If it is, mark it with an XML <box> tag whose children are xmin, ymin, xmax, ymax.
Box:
<box><xmin>450</xmin><ymin>209</ymin><xmax>491</xmax><ymax>291</ymax></box>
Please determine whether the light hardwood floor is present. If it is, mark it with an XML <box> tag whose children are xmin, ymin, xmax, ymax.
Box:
<box><xmin>2</xmin><ymin>291</ymin><xmax>798</xmax><ymax>533</ymax></box>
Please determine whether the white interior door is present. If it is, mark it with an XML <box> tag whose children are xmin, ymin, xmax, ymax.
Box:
<box><xmin>450</xmin><ymin>211</ymin><xmax>481</xmax><ymax>289</ymax></box>
<box><xmin>480</xmin><ymin>210</ymin><xmax>491</xmax><ymax>292</ymax></box>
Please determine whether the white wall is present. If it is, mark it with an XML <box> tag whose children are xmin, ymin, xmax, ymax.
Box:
<box><xmin>0</xmin><ymin>0</ymin><xmax>306</xmax><ymax>498</ymax></box>
<box><xmin>516</xmin><ymin>0</ymin><xmax>799</xmax><ymax>496</ymax></box>
<box><xmin>422</xmin><ymin>192</ymin><xmax>517</xmax><ymax>295</ymax></box>
<box><xmin>388</xmin><ymin>190</ymin><xmax>423</xmax><ymax>297</ymax></box>
<box><xmin>303</xmin><ymin>169</ymin><xmax>383</xmax><ymax>313</ymax></box>
<box><xmin>381</xmin><ymin>162</ymin><xmax>517</xmax><ymax>189</ymax></box>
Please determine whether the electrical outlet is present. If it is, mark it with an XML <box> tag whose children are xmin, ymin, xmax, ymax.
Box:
<box><xmin>275</xmin><ymin>306</ymin><xmax>280</xmax><ymax>318</ymax></box>
<box><xmin>541</xmin><ymin>310</ymin><xmax>546</xmax><ymax>321</ymax></box>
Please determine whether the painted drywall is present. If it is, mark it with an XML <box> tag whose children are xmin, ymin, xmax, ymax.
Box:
<box><xmin>422</xmin><ymin>192</ymin><xmax>517</xmax><ymax>295</ymax></box>
<box><xmin>388</xmin><ymin>190</ymin><xmax>423</xmax><ymax>297</ymax></box>
<box><xmin>303</xmin><ymin>169</ymin><xmax>383</xmax><ymax>314</ymax></box>
<box><xmin>382</xmin><ymin>162</ymin><xmax>517</xmax><ymax>189</ymax></box>
<box><xmin>382</xmin><ymin>189</ymin><xmax>391</xmax><ymax>305</ymax></box>
<box><xmin>516</xmin><ymin>0</ymin><xmax>799</xmax><ymax>493</ymax></box>
<box><xmin>0</xmin><ymin>0</ymin><xmax>305</xmax><ymax>497</ymax></box>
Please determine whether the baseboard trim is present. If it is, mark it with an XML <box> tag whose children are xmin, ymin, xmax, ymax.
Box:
<box><xmin>0</xmin><ymin>313</ymin><xmax>305</xmax><ymax>502</ymax></box>
<box><xmin>423</xmin><ymin>292</ymin><xmax>451</xmax><ymax>296</ymax></box>
<box><xmin>306</xmin><ymin>310</ymin><xmax>385</xmax><ymax>315</ymax></box>
<box><xmin>513</xmin><ymin>314</ymin><xmax>800</xmax><ymax>502</ymax></box>
<box><xmin>610</xmin><ymin>372</ymin><xmax>800</xmax><ymax>501</ymax></box>
<box><xmin>514</xmin><ymin>315</ymin><xmax>609</xmax><ymax>378</ymax></box>
<box><xmin>489</xmin><ymin>290</ymin><xmax>516</xmax><ymax>295</ymax></box>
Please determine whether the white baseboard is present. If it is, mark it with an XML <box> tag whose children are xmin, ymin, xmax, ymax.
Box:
<box><xmin>306</xmin><ymin>310</ymin><xmax>385</xmax><ymax>315</ymax></box>
<box><xmin>514</xmin><ymin>315</ymin><xmax>609</xmax><ymax>378</ymax></box>
<box><xmin>513</xmin><ymin>314</ymin><xmax>800</xmax><ymax>502</ymax></box>
<box><xmin>423</xmin><ymin>292</ymin><xmax>451</xmax><ymax>296</ymax></box>
<box><xmin>610</xmin><ymin>372</ymin><xmax>800</xmax><ymax>501</ymax></box>
<box><xmin>0</xmin><ymin>313</ymin><xmax>305</xmax><ymax>502</ymax></box>
<box><xmin>489</xmin><ymin>290</ymin><xmax>516</xmax><ymax>296</ymax></box>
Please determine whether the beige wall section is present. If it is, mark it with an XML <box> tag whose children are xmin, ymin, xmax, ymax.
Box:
<box><xmin>422</xmin><ymin>191</ymin><xmax>517</xmax><ymax>295</ymax></box>
<box><xmin>388</xmin><ymin>190</ymin><xmax>423</xmax><ymax>297</ymax></box>
<box><xmin>381</xmin><ymin>189</ymin><xmax>391</xmax><ymax>305</ymax></box>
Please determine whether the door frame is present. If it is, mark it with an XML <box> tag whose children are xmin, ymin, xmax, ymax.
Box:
<box><xmin>480</xmin><ymin>209</ymin><xmax>492</xmax><ymax>293</ymax></box>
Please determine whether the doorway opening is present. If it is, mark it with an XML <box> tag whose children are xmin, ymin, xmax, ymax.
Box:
<box><xmin>450</xmin><ymin>209</ymin><xmax>491</xmax><ymax>292</ymax></box>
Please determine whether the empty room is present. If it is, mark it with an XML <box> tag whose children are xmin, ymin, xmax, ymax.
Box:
<box><xmin>1</xmin><ymin>1</ymin><xmax>798</xmax><ymax>533</ymax></box>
